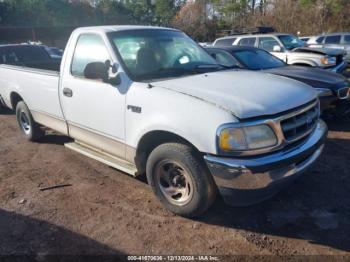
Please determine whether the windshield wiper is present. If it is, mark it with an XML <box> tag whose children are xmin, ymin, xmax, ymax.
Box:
<box><xmin>136</xmin><ymin>67</ymin><xmax>197</xmax><ymax>81</ymax></box>
<box><xmin>195</xmin><ymin>64</ymin><xmax>238</xmax><ymax>71</ymax></box>
<box><xmin>195</xmin><ymin>64</ymin><xmax>221</xmax><ymax>69</ymax></box>
<box><xmin>220</xmin><ymin>64</ymin><xmax>240</xmax><ymax>69</ymax></box>
<box><xmin>136</xmin><ymin>64</ymin><xmax>235</xmax><ymax>81</ymax></box>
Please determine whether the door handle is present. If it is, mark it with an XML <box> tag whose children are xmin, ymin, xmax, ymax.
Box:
<box><xmin>63</xmin><ymin>88</ymin><xmax>73</xmax><ymax>97</ymax></box>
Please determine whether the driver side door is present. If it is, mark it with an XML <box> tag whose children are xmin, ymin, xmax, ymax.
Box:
<box><xmin>60</xmin><ymin>33</ymin><xmax>126</xmax><ymax>159</ymax></box>
<box><xmin>258</xmin><ymin>37</ymin><xmax>287</xmax><ymax>62</ymax></box>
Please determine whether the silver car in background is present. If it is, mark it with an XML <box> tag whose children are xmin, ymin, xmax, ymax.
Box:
<box><xmin>307</xmin><ymin>33</ymin><xmax>350</xmax><ymax>64</ymax></box>
<box><xmin>213</xmin><ymin>33</ymin><xmax>347</xmax><ymax>74</ymax></box>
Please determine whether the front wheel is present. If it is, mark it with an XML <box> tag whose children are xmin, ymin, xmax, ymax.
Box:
<box><xmin>146</xmin><ymin>143</ymin><xmax>217</xmax><ymax>217</ymax></box>
<box><xmin>0</xmin><ymin>98</ymin><xmax>5</xmax><ymax>113</ymax></box>
<box><xmin>16</xmin><ymin>101</ymin><xmax>44</xmax><ymax>141</ymax></box>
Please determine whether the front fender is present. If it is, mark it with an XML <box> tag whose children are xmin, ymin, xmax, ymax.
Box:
<box><xmin>288</xmin><ymin>59</ymin><xmax>318</xmax><ymax>67</ymax></box>
<box><xmin>125</xmin><ymin>82</ymin><xmax>237</xmax><ymax>155</ymax></box>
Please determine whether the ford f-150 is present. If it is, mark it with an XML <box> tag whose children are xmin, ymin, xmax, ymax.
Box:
<box><xmin>0</xmin><ymin>26</ymin><xmax>328</xmax><ymax>217</ymax></box>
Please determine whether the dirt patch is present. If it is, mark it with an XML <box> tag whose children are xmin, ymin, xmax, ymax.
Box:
<box><xmin>1</xmin><ymin>110</ymin><xmax>350</xmax><ymax>257</ymax></box>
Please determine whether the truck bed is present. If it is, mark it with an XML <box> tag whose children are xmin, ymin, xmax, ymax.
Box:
<box><xmin>2</xmin><ymin>60</ymin><xmax>61</xmax><ymax>72</ymax></box>
<box><xmin>0</xmin><ymin>64</ymin><xmax>64</xmax><ymax>128</ymax></box>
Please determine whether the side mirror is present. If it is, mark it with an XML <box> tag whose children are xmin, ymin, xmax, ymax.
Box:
<box><xmin>84</xmin><ymin>60</ymin><xmax>121</xmax><ymax>85</ymax></box>
<box><xmin>273</xmin><ymin>45</ymin><xmax>282</xmax><ymax>52</ymax></box>
<box><xmin>210</xmin><ymin>53</ymin><xmax>217</xmax><ymax>59</ymax></box>
<box><xmin>105</xmin><ymin>60</ymin><xmax>121</xmax><ymax>85</ymax></box>
<box><xmin>84</xmin><ymin>62</ymin><xmax>108</xmax><ymax>82</ymax></box>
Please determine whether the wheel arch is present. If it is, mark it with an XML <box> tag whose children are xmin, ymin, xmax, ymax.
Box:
<box><xmin>289</xmin><ymin>60</ymin><xmax>316</xmax><ymax>67</ymax></box>
<box><xmin>134</xmin><ymin>130</ymin><xmax>203</xmax><ymax>175</ymax></box>
<box><xmin>292</xmin><ymin>63</ymin><xmax>313</xmax><ymax>67</ymax></box>
<box><xmin>10</xmin><ymin>92</ymin><xmax>24</xmax><ymax>110</ymax></box>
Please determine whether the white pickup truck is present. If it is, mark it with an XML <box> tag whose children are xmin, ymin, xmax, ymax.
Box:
<box><xmin>0</xmin><ymin>26</ymin><xmax>327</xmax><ymax>217</ymax></box>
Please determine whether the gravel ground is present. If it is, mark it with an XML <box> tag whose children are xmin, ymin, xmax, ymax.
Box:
<box><xmin>0</xmin><ymin>108</ymin><xmax>350</xmax><ymax>258</ymax></box>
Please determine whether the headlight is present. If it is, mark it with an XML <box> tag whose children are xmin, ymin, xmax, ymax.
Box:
<box><xmin>315</xmin><ymin>88</ymin><xmax>333</xmax><ymax>97</ymax></box>
<box><xmin>320</xmin><ymin>56</ymin><xmax>336</xmax><ymax>66</ymax></box>
<box><xmin>218</xmin><ymin>124</ymin><xmax>277</xmax><ymax>152</ymax></box>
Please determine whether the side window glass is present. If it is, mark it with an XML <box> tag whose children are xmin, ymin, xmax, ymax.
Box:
<box><xmin>325</xmin><ymin>35</ymin><xmax>341</xmax><ymax>44</ymax></box>
<box><xmin>210</xmin><ymin>50</ymin><xmax>239</xmax><ymax>67</ymax></box>
<box><xmin>316</xmin><ymin>36</ymin><xmax>324</xmax><ymax>43</ymax></box>
<box><xmin>4</xmin><ymin>51</ymin><xmax>19</xmax><ymax>64</ymax></box>
<box><xmin>214</xmin><ymin>38</ymin><xmax>236</xmax><ymax>47</ymax></box>
<box><xmin>238</xmin><ymin>37</ymin><xmax>256</xmax><ymax>47</ymax></box>
<box><xmin>344</xmin><ymin>35</ymin><xmax>350</xmax><ymax>44</ymax></box>
<box><xmin>258</xmin><ymin>37</ymin><xmax>280</xmax><ymax>52</ymax></box>
<box><xmin>71</xmin><ymin>34</ymin><xmax>110</xmax><ymax>77</ymax></box>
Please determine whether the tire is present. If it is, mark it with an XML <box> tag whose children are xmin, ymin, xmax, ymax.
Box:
<box><xmin>0</xmin><ymin>97</ymin><xmax>5</xmax><ymax>113</ymax></box>
<box><xmin>146</xmin><ymin>143</ymin><xmax>217</xmax><ymax>217</ymax></box>
<box><xmin>16</xmin><ymin>101</ymin><xmax>44</xmax><ymax>141</ymax></box>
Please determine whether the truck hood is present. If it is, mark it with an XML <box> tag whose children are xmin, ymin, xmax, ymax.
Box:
<box><xmin>151</xmin><ymin>70</ymin><xmax>317</xmax><ymax>119</ymax></box>
<box><xmin>264</xmin><ymin>66</ymin><xmax>348</xmax><ymax>90</ymax></box>
<box><xmin>293</xmin><ymin>47</ymin><xmax>346</xmax><ymax>56</ymax></box>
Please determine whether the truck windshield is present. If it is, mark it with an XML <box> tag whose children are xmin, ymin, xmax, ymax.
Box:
<box><xmin>108</xmin><ymin>29</ymin><xmax>221</xmax><ymax>81</ymax></box>
<box><xmin>233</xmin><ymin>49</ymin><xmax>286</xmax><ymax>70</ymax></box>
<box><xmin>278</xmin><ymin>35</ymin><xmax>305</xmax><ymax>50</ymax></box>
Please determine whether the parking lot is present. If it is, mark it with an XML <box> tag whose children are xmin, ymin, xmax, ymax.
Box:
<box><xmin>0</xmin><ymin>108</ymin><xmax>349</xmax><ymax>256</ymax></box>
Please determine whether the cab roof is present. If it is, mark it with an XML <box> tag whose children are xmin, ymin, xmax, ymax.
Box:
<box><xmin>73</xmin><ymin>25</ymin><xmax>179</xmax><ymax>34</ymax></box>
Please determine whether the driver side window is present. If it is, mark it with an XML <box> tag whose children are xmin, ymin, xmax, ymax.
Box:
<box><xmin>71</xmin><ymin>34</ymin><xmax>110</xmax><ymax>78</ymax></box>
<box><xmin>258</xmin><ymin>37</ymin><xmax>280</xmax><ymax>52</ymax></box>
<box><xmin>2</xmin><ymin>51</ymin><xmax>19</xmax><ymax>64</ymax></box>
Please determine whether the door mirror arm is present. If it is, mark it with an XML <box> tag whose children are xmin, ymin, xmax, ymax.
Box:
<box><xmin>105</xmin><ymin>60</ymin><xmax>119</xmax><ymax>73</ymax></box>
<box><xmin>106</xmin><ymin>73</ymin><xmax>121</xmax><ymax>86</ymax></box>
<box><xmin>84</xmin><ymin>60</ymin><xmax>122</xmax><ymax>85</ymax></box>
<box><xmin>105</xmin><ymin>60</ymin><xmax>121</xmax><ymax>86</ymax></box>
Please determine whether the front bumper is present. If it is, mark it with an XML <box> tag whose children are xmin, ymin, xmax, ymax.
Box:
<box><xmin>204</xmin><ymin>120</ymin><xmax>328</xmax><ymax>206</ymax></box>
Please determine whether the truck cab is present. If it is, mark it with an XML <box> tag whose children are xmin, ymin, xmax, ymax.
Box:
<box><xmin>0</xmin><ymin>26</ymin><xmax>328</xmax><ymax>217</ymax></box>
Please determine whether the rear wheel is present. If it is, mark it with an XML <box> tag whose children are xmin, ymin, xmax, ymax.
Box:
<box><xmin>16</xmin><ymin>101</ymin><xmax>44</xmax><ymax>141</ymax></box>
<box><xmin>146</xmin><ymin>143</ymin><xmax>217</xmax><ymax>217</ymax></box>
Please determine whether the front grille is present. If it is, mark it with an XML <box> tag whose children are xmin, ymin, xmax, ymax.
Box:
<box><xmin>280</xmin><ymin>103</ymin><xmax>319</xmax><ymax>142</ymax></box>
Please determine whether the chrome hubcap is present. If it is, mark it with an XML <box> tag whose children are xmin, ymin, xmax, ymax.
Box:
<box><xmin>19</xmin><ymin>111</ymin><xmax>31</xmax><ymax>135</ymax></box>
<box><xmin>156</xmin><ymin>160</ymin><xmax>193</xmax><ymax>206</ymax></box>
